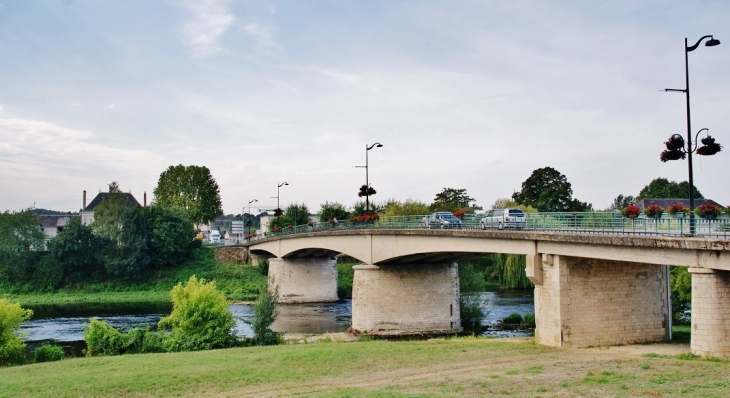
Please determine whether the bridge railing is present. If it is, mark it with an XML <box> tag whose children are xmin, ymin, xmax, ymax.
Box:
<box><xmin>245</xmin><ymin>212</ymin><xmax>729</xmax><ymax>242</ymax></box>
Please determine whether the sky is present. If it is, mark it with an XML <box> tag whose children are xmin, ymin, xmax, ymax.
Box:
<box><xmin>1</xmin><ymin>0</ymin><xmax>729</xmax><ymax>215</ymax></box>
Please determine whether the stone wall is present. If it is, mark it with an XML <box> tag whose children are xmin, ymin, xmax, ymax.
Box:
<box><xmin>535</xmin><ymin>255</ymin><xmax>668</xmax><ymax>348</ymax></box>
<box><xmin>268</xmin><ymin>258</ymin><xmax>338</xmax><ymax>303</ymax></box>
<box><xmin>351</xmin><ymin>263</ymin><xmax>461</xmax><ymax>336</ymax></box>
<box><xmin>690</xmin><ymin>268</ymin><xmax>730</xmax><ymax>358</ymax></box>
<box><xmin>214</xmin><ymin>246</ymin><xmax>249</xmax><ymax>264</ymax></box>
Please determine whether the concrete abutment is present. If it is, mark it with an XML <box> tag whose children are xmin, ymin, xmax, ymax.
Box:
<box><xmin>351</xmin><ymin>263</ymin><xmax>461</xmax><ymax>336</ymax></box>
<box><xmin>689</xmin><ymin>268</ymin><xmax>730</xmax><ymax>358</ymax></box>
<box><xmin>268</xmin><ymin>258</ymin><xmax>338</xmax><ymax>303</ymax></box>
<box><xmin>532</xmin><ymin>255</ymin><xmax>669</xmax><ymax>348</ymax></box>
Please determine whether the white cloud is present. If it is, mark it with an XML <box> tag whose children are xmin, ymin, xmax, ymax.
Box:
<box><xmin>177</xmin><ymin>0</ymin><xmax>235</xmax><ymax>58</ymax></box>
<box><xmin>243</xmin><ymin>23</ymin><xmax>281</xmax><ymax>53</ymax></box>
<box><xmin>0</xmin><ymin>104</ymin><xmax>4</xmax><ymax>112</ymax></box>
<box><xmin>105</xmin><ymin>104</ymin><xmax>115</xmax><ymax>110</ymax></box>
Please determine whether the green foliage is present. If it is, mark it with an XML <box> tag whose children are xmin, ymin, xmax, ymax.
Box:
<box><xmin>101</xmin><ymin>206</ymin><xmax>151</xmax><ymax>279</ymax></box>
<box><xmin>49</xmin><ymin>218</ymin><xmax>106</xmax><ymax>282</ymax></box>
<box><xmin>267</xmin><ymin>214</ymin><xmax>294</xmax><ymax>232</ymax></box>
<box><xmin>29</xmin><ymin>253</ymin><xmax>63</xmax><ymax>292</ymax></box>
<box><xmin>430</xmin><ymin>188</ymin><xmax>481</xmax><ymax>213</ymax></box>
<box><xmin>284</xmin><ymin>203</ymin><xmax>311</xmax><ymax>226</ymax></box>
<box><xmin>383</xmin><ymin>199</ymin><xmax>431</xmax><ymax>216</ymax></box>
<box><xmin>460</xmin><ymin>294</ymin><xmax>485</xmax><ymax>334</ymax></box>
<box><xmin>250</xmin><ymin>285</ymin><xmax>281</xmax><ymax>346</ymax></box>
<box><xmin>0</xmin><ymin>209</ymin><xmax>45</xmax><ymax>281</ymax></box>
<box><xmin>608</xmin><ymin>194</ymin><xmax>635</xmax><ymax>211</ymax></box>
<box><xmin>490</xmin><ymin>198</ymin><xmax>537</xmax><ymax>213</ymax></box>
<box><xmin>512</xmin><ymin>167</ymin><xmax>591</xmax><ymax>212</ymax></box>
<box><xmin>336</xmin><ymin>261</ymin><xmax>356</xmax><ymax>299</ymax></box>
<box><xmin>0</xmin><ymin>298</ymin><xmax>33</xmax><ymax>366</ymax></box>
<box><xmin>84</xmin><ymin>318</ymin><xmax>125</xmax><ymax>356</ymax></box>
<box><xmin>33</xmin><ymin>343</ymin><xmax>65</xmax><ymax>363</ymax></box>
<box><xmin>502</xmin><ymin>312</ymin><xmax>524</xmax><ymax>325</ymax></box>
<box><xmin>460</xmin><ymin>254</ymin><xmax>533</xmax><ymax>289</ymax></box>
<box><xmin>84</xmin><ymin>319</ymin><xmax>166</xmax><ymax>356</ymax></box>
<box><xmin>351</xmin><ymin>200</ymin><xmax>386</xmax><ymax>216</ymax></box>
<box><xmin>523</xmin><ymin>313</ymin><xmax>536</xmax><ymax>328</ymax></box>
<box><xmin>153</xmin><ymin>164</ymin><xmax>224</xmax><ymax>225</ymax></box>
<box><xmin>636</xmin><ymin>178</ymin><xmax>703</xmax><ymax>201</ymax></box>
<box><xmin>670</xmin><ymin>266</ymin><xmax>692</xmax><ymax>325</ymax></box>
<box><xmin>144</xmin><ymin>206</ymin><xmax>196</xmax><ymax>268</ymax></box>
<box><xmin>158</xmin><ymin>276</ymin><xmax>236</xmax><ymax>351</ymax></box>
<box><xmin>459</xmin><ymin>262</ymin><xmax>486</xmax><ymax>293</ymax></box>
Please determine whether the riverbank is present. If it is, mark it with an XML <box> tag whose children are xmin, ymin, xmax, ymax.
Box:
<box><xmin>1</xmin><ymin>336</ymin><xmax>727</xmax><ymax>397</ymax></box>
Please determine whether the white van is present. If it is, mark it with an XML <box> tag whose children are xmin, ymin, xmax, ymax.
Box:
<box><xmin>208</xmin><ymin>230</ymin><xmax>221</xmax><ymax>243</ymax></box>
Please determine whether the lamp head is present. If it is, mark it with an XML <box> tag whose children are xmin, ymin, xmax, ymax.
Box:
<box><xmin>376</xmin><ymin>143</ymin><xmax>383</xmax><ymax>147</ymax></box>
<box><xmin>706</xmin><ymin>38</ymin><xmax>721</xmax><ymax>47</ymax></box>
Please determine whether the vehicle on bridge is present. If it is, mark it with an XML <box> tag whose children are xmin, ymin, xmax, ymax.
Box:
<box><xmin>425</xmin><ymin>212</ymin><xmax>463</xmax><ymax>229</ymax></box>
<box><xmin>480</xmin><ymin>208</ymin><xmax>526</xmax><ymax>229</ymax></box>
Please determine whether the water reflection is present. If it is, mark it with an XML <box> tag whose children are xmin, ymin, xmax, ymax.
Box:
<box><xmin>20</xmin><ymin>290</ymin><xmax>534</xmax><ymax>343</ymax></box>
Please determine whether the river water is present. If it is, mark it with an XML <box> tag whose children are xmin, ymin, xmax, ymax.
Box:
<box><xmin>20</xmin><ymin>290</ymin><xmax>534</xmax><ymax>344</ymax></box>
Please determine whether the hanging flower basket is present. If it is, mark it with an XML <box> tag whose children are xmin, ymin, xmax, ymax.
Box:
<box><xmin>453</xmin><ymin>209</ymin><xmax>465</xmax><ymax>219</ymax></box>
<box><xmin>667</xmin><ymin>202</ymin><xmax>690</xmax><ymax>218</ymax></box>
<box><xmin>358</xmin><ymin>184</ymin><xmax>377</xmax><ymax>197</ymax></box>
<box><xmin>643</xmin><ymin>204</ymin><xmax>664</xmax><ymax>219</ymax></box>
<box><xmin>695</xmin><ymin>203</ymin><xmax>721</xmax><ymax>219</ymax></box>
<box><xmin>621</xmin><ymin>205</ymin><xmax>641</xmax><ymax>219</ymax></box>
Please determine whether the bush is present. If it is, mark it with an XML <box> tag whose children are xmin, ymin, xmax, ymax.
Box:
<box><xmin>158</xmin><ymin>276</ymin><xmax>237</xmax><ymax>351</ymax></box>
<box><xmin>0</xmin><ymin>298</ymin><xmax>33</xmax><ymax>366</ymax></box>
<box><xmin>84</xmin><ymin>318</ymin><xmax>125</xmax><ymax>356</ymax></box>
<box><xmin>502</xmin><ymin>312</ymin><xmax>524</xmax><ymax>325</ymax></box>
<box><xmin>34</xmin><ymin>343</ymin><xmax>65</xmax><ymax>363</ymax></box>
<box><xmin>250</xmin><ymin>285</ymin><xmax>281</xmax><ymax>345</ymax></box>
<box><xmin>460</xmin><ymin>294</ymin><xmax>485</xmax><ymax>334</ymax></box>
<box><xmin>523</xmin><ymin>313</ymin><xmax>536</xmax><ymax>328</ymax></box>
<box><xmin>337</xmin><ymin>262</ymin><xmax>356</xmax><ymax>299</ymax></box>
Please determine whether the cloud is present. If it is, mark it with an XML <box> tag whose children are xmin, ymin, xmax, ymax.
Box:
<box><xmin>0</xmin><ymin>104</ymin><xmax>4</xmax><ymax>112</ymax></box>
<box><xmin>177</xmin><ymin>0</ymin><xmax>235</xmax><ymax>58</ymax></box>
<box><xmin>105</xmin><ymin>104</ymin><xmax>115</xmax><ymax>110</ymax></box>
<box><xmin>243</xmin><ymin>23</ymin><xmax>281</xmax><ymax>53</ymax></box>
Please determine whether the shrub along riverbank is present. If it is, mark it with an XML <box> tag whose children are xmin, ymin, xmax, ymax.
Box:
<box><xmin>1</xmin><ymin>248</ymin><xmax>267</xmax><ymax>306</ymax></box>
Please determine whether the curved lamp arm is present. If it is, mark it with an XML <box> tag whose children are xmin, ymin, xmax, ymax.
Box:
<box><xmin>687</xmin><ymin>35</ymin><xmax>720</xmax><ymax>52</ymax></box>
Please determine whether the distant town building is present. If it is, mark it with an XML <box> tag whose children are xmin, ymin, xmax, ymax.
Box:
<box><xmin>38</xmin><ymin>215</ymin><xmax>73</xmax><ymax>240</ymax></box>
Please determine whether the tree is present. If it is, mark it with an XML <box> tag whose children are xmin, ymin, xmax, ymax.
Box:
<box><xmin>143</xmin><ymin>206</ymin><xmax>196</xmax><ymax>268</ymax></box>
<box><xmin>284</xmin><ymin>203</ymin><xmax>311</xmax><ymax>226</ymax></box>
<box><xmin>608</xmin><ymin>194</ymin><xmax>635</xmax><ymax>211</ymax></box>
<box><xmin>108</xmin><ymin>181</ymin><xmax>122</xmax><ymax>193</ymax></box>
<box><xmin>49</xmin><ymin>218</ymin><xmax>106</xmax><ymax>282</ymax></box>
<box><xmin>319</xmin><ymin>201</ymin><xmax>350</xmax><ymax>222</ymax></box>
<box><xmin>429</xmin><ymin>188</ymin><xmax>481</xmax><ymax>213</ymax></box>
<box><xmin>153</xmin><ymin>165</ymin><xmax>223</xmax><ymax>225</ymax></box>
<box><xmin>0</xmin><ymin>209</ymin><xmax>45</xmax><ymax>281</ymax></box>
<box><xmin>93</xmin><ymin>202</ymin><xmax>150</xmax><ymax>278</ymax></box>
<box><xmin>384</xmin><ymin>199</ymin><xmax>431</xmax><ymax>216</ymax></box>
<box><xmin>0</xmin><ymin>299</ymin><xmax>33</xmax><ymax>366</ymax></box>
<box><xmin>636</xmin><ymin>178</ymin><xmax>703</xmax><ymax>201</ymax></box>
<box><xmin>512</xmin><ymin>167</ymin><xmax>591</xmax><ymax>212</ymax></box>
<box><xmin>490</xmin><ymin>198</ymin><xmax>537</xmax><ymax>213</ymax></box>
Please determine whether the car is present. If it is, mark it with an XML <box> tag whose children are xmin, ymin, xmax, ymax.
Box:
<box><xmin>426</xmin><ymin>212</ymin><xmax>463</xmax><ymax>229</ymax></box>
<box><xmin>480</xmin><ymin>208</ymin><xmax>526</xmax><ymax>229</ymax></box>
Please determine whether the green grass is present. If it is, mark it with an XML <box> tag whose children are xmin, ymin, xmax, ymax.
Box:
<box><xmin>1</xmin><ymin>338</ymin><xmax>730</xmax><ymax>398</ymax></box>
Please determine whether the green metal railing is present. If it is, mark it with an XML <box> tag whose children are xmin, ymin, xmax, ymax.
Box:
<box><xmin>246</xmin><ymin>212</ymin><xmax>730</xmax><ymax>242</ymax></box>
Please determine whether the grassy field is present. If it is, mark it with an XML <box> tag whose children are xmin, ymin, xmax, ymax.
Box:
<box><xmin>1</xmin><ymin>337</ymin><xmax>728</xmax><ymax>397</ymax></box>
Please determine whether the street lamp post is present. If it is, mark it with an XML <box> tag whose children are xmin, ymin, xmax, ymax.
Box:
<box><xmin>664</xmin><ymin>35</ymin><xmax>720</xmax><ymax>235</ymax></box>
<box><xmin>247</xmin><ymin>199</ymin><xmax>257</xmax><ymax>241</ymax></box>
<box><xmin>356</xmin><ymin>142</ymin><xmax>383</xmax><ymax>212</ymax></box>
<box><xmin>272</xmin><ymin>182</ymin><xmax>288</xmax><ymax>220</ymax></box>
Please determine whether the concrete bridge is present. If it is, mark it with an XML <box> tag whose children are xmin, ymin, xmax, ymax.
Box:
<box><xmin>244</xmin><ymin>229</ymin><xmax>730</xmax><ymax>358</ymax></box>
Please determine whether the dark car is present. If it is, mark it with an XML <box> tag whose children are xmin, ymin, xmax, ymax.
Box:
<box><xmin>426</xmin><ymin>212</ymin><xmax>463</xmax><ymax>229</ymax></box>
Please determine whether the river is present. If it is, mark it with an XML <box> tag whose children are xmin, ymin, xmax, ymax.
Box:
<box><xmin>20</xmin><ymin>290</ymin><xmax>534</xmax><ymax>346</ymax></box>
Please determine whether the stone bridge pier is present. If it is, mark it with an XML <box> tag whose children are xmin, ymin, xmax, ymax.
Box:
<box><xmin>268</xmin><ymin>258</ymin><xmax>338</xmax><ymax>303</ymax></box>
<box><xmin>689</xmin><ymin>268</ymin><xmax>730</xmax><ymax>358</ymax></box>
<box><xmin>527</xmin><ymin>254</ymin><xmax>670</xmax><ymax>348</ymax></box>
<box><xmin>351</xmin><ymin>263</ymin><xmax>461</xmax><ymax>336</ymax></box>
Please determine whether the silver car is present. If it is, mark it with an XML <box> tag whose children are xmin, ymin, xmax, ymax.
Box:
<box><xmin>480</xmin><ymin>208</ymin><xmax>526</xmax><ymax>229</ymax></box>
<box><xmin>426</xmin><ymin>212</ymin><xmax>463</xmax><ymax>229</ymax></box>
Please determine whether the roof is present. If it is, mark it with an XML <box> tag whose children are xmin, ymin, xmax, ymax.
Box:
<box><xmin>38</xmin><ymin>215</ymin><xmax>72</xmax><ymax>228</ymax></box>
<box><xmin>83</xmin><ymin>192</ymin><xmax>141</xmax><ymax>212</ymax></box>
<box><xmin>635</xmin><ymin>198</ymin><xmax>724</xmax><ymax>210</ymax></box>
